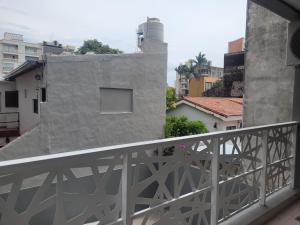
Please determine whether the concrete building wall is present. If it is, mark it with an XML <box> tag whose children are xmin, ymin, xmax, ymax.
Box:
<box><xmin>243</xmin><ymin>1</ymin><xmax>295</xmax><ymax>127</ymax></box>
<box><xmin>44</xmin><ymin>53</ymin><xmax>167</xmax><ymax>153</ymax></box>
<box><xmin>0</xmin><ymin>50</ymin><xmax>167</xmax><ymax>159</ymax></box>
<box><xmin>16</xmin><ymin>68</ymin><xmax>41</xmax><ymax>134</ymax></box>
<box><xmin>167</xmin><ymin>104</ymin><xmax>224</xmax><ymax>132</ymax></box>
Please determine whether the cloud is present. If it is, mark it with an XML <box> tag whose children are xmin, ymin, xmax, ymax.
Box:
<box><xmin>0</xmin><ymin>6</ymin><xmax>28</xmax><ymax>16</ymax></box>
<box><xmin>0</xmin><ymin>0</ymin><xmax>247</xmax><ymax>86</ymax></box>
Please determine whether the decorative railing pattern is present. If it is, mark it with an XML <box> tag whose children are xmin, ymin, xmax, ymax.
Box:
<box><xmin>0</xmin><ymin>122</ymin><xmax>297</xmax><ymax>225</ymax></box>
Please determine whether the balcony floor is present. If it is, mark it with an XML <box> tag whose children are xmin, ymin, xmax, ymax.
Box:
<box><xmin>265</xmin><ymin>199</ymin><xmax>300</xmax><ymax>225</ymax></box>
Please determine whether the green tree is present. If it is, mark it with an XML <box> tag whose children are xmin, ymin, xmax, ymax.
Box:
<box><xmin>76</xmin><ymin>39</ymin><xmax>123</xmax><ymax>54</ymax></box>
<box><xmin>192</xmin><ymin>52</ymin><xmax>211</xmax><ymax>78</ymax></box>
<box><xmin>211</xmin><ymin>79</ymin><xmax>224</xmax><ymax>89</ymax></box>
<box><xmin>165</xmin><ymin>116</ymin><xmax>208</xmax><ymax>138</ymax></box>
<box><xmin>192</xmin><ymin>52</ymin><xmax>211</xmax><ymax>67</ymax></box>
<box><xmin>166</xmin><ymin>87</ymin><xmax>176</xmax><ymax>110</ymax></box>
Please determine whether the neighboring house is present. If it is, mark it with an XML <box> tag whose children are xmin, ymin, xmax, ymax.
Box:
<box><xmin>0</xmin><ymin>33</ymin><xmax>43</xmax><ymax>76</ymax></box>
<box><xmin>167</xmin><ymin>97</ymin><xmax>243</xmax><ymax>132</ymax></box>
<box><xmin>0</xmin><ymin>18</ymin><xmax>168</xmax><ymax>160</ymax></box>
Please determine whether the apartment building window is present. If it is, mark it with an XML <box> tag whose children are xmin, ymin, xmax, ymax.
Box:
<box><xmin>25</xmin><ymin>56</ymin><xmax>39</xmax><ymax>61</ymax></box>
<box><xmin>2</xmin><ymin>63</ymin><xmax>14</xmax><ymax>72</ymax></box>
<box><xmin>205</xmin><ymin>82</ymin><xmax>213</xmax><ymax>91</ymax></box>
<box><xmin>3</xmin><ymin>54</ymin><xmax>18</xmax><ymax>61</ymax></box>
<box><xmin>25</xmin><ymin>46</ymin><xmax>38</xmax><ymax>56</ymax></box>
<box><xmin>2</xmin><ymin>44</ymin><xmax>18</xmax><ymax>53</ymax></box>
<box><xmin>33</xmin><ymin>99</ymin><xmax>38</xmax><ymax>114</ymax></box>
<box><xmin>5</xmin><ymin>91</ymin><xmax>18</xmax><ymax>108</ymax></box>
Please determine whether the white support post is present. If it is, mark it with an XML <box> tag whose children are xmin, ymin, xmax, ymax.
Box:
<box><xmin>211</xmin><ymin>138</ymin><xmax>219</xmax><ymax>225</ymax></box>
<box><xmin>259</xmin><ymin>130</ymin><xmax>268</xmax><ymax>207</ymax></box>
<box><xmin>290</xmin><ymin>125</ymin><xmax>298</xmax><ymax>190</ymax></box>
<box><xmin>122</xmin><ymin>152</ymin><xmax>131</xmax><ymax>225</ymax></box>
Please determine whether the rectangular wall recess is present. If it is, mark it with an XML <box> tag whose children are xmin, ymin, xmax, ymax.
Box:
<box><xmin>100</xmin><ymin>88</ymin><xmax>133</xmax><ymax>114</ymax></box>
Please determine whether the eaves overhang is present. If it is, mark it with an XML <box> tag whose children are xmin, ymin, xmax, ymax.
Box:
<box><xmin>5</xmin><ymin>60</ymin><xmax>45</xmax><ymax>81</ymax></box>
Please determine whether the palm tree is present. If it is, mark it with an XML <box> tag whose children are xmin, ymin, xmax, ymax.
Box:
<box><xmin>192</xmin><ymin>52</ymin><xmax>211</xmax><ymax>78</ymax></box>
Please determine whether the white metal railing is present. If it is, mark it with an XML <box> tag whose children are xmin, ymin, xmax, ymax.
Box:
<box><xmin>0</xmin><ymin>121</ymin><xmax>297</xmax><ymax>225</ymax></box>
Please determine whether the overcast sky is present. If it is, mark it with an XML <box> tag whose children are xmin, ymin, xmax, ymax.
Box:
<box><xmin>0</xmin><ymin>0</ymin><xmax>247</xmax><ymax>86</ymax></box>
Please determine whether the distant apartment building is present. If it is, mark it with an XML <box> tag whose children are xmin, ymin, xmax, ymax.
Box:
<box><xmin>228</xmin><ymin>37</ymin><xmax>245</xmax><ymax>53</ymax></box>
<box><xmin>0</xmin><ymin>33</ymin><xmax>43</xmax><ymax>76</ymax></box>
<box><xmin>0</xmin><ymin>18</ymin><xmax>168</xmax><ymax>160</ymax></box>
<box><xmin>42</xmin><ymin>41</ymin><xmax>75</xmax><ymax>55</ymax></box>
<box><xmin>189</xmin><ymin>76</ymin><xmax>220</xmax><ymax>97</ymax></box>
<box><xmin>175</xmin><ymin>65</ymin><xmax>223</xmax><ymax>98</ymax></box>
<box><xmin>224</xmin><ymin>38</ymin><xmax>245</xmax><ymax>97</ymax></box>
<box><xmin>175</xmin><ymin>73</ymin><xmax>189</xmax><ymax>98</ymax></box>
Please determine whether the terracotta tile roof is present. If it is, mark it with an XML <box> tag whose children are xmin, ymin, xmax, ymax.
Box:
<box><xmin>182</xmin><ymin>97</ymin><xmax>243</xmax><ymax>118</ymax></box>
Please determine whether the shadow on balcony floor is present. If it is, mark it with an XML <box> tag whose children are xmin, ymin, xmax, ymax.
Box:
<box><xmin>265</xmin><ymin>199</ymin><xmax>300</xmax><ymax>225</ymax></box>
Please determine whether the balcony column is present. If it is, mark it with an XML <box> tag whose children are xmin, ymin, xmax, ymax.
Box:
<box><xmin>211</xmin><ymin>138</ymin><xmax>220</xmax><ymax>225</ymax></box>
<box><xmin>293</xmin><ymin>67</ymin><xmax>300</xmax><ymax>188</ymax></box>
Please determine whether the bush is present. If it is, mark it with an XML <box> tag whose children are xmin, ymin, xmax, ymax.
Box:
<box><xmin>165</xmin><ymin>116</ymin><xmax>208</xmax><ymax>138</ymax></box>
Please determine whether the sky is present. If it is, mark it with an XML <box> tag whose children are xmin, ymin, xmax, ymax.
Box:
<box><xmin>0</xmin><ymin>0</ymin><xmax>247</xmax><ymax>86</ymax></box>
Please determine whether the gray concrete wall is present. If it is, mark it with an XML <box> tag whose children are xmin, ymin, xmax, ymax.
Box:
<box><xmin>44</xmin><ymin>53</ymin><xmax>167</xmax><ymax>154</ymax></box>
<box><xmin>0</xmin><ymin>49</ymin><xmax>167</xmax><ymax>159</ymax></box>
<box><xmin>243</xmin><ymin>1</ymin><xmax>295</xmax><ymax>127</ymax></box>
<box><xmin>16</xmin><ymin>68</ymin><xmax>41</xmax><ymax>134</ymax></box>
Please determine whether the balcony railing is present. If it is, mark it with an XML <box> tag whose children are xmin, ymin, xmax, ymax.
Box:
<box><xmin>0</xmin><ymin>121</ymin><xmax>297</xmax><ymax>225</ymax></box>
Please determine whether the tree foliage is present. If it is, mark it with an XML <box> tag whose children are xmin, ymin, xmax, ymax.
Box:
<box><xmin>76</xmin><ymin>39</ymin><xmax>123</xmax><ymax>55</ymax></box>
<box><xmin>166</xmin><ymin>87</ymin><xmax>176</xmax><ymax>110</ymax></box>
<box><xmin>211</xmin><ymin>79</ymin><xmax>224</xmax><ymax>89</ymax></box>
<box><xmin>165</xmin><ymin>116</ymin><xmax>208</xmax><ymax>138</ymax></box>
<box><xmin>175</xmin><ymin>52</ymin><xmax>211</xmax><ymax>79</ymax></box>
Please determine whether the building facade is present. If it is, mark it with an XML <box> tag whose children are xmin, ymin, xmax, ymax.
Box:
<box><xmin>0</xmin><ymin>18</ymin><xmax>168</xmax><ymax>160</ymax></box>
<box><xmin>0</xmin><ymin>33</ymin><xmax>43</xmax><ymax>77</ymax></box>
<box><xmin>175</xmin><ymin>65</ymin><xmax>223</xmax><ymax>98</ymax></box>
<box><xmin>224</xmin><ymin>38</ymin><xmax>245</xmax><ymax>97</ymax></box>
<box><xmin>189</xmin><ymin>76</ymin><xmax>220</xmax><ymax>97</ymax></box>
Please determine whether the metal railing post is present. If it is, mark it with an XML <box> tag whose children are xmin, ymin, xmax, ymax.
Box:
<box><xmin>290</xmin><ymin>125</ymin><xmax>298</xmax><ymax>189</ymax></box>
<box><xmin>259</xmin><ymin>130</ymin><xmax>268</xmax><ymax>207</ymax></box>
<box><xmin>211</xmin><ymin>137</ymin><xmax>219</xmax><ymax>225</ymax></box>
<box><xmin>122</xmin><ymin>152</ymin><xmax>132</xmax><ymax>225</ymax></box>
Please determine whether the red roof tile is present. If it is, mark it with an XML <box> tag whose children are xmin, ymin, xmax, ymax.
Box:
<box><xmin>183</xmin><ymin>97</ymin><xmax>243</xmax><ymax>118</ymax></box>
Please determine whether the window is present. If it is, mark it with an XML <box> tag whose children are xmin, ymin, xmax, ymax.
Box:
<box><xmin>3</xmin><ymin>54</ymin><xmax>18</xmax><ymax>61</ymax></box>
<box><xmin>25</xmin><ymin>56</ymin><xmax>39</xmax><ymax>61</ymax></box>
<box><xmin>2</xmin><ymin>63</ymin><xmax>14</xmax><ymax>72</ymax></box>
<box><xmin>24</xmin><ymin>89</ymin><xmax>27</xmax><ymax>98</ymax></box>
<box><xmin>205</xmin><ymin>82</ymin><xmax>213</xmax><ymax>91</ymax></box>
<box><xmin>25</xmin><ymin>46</ymin><xmax>38</xmax><ymax>56</ymax></box>
<box><xmin>5</xmin><ymin>91</ymin><xmax>18</xmax><ymax>108</ymax></box>
<box><xmin>100</xmin><ymin>88</ymin><xmax>133</xmax><ymax>113</ymax></box>
<box><xmin>226</xmin><ymin>126</ymin><xmax>237</xmax><ymax>130</ymax></box>
<box><xmin>33</xmin><ymin>99</ymin><xmax>38</xmax><ymax>114</ymax></box>
<box><xmin>41</xmin><ymin>88</ymin><xmax>47</xmax><ymax>102</ymax></box>
<box><xmin>2</xmin><ymin>44</ymin><xmax>17</xmax><ymax>53</ymax></box>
